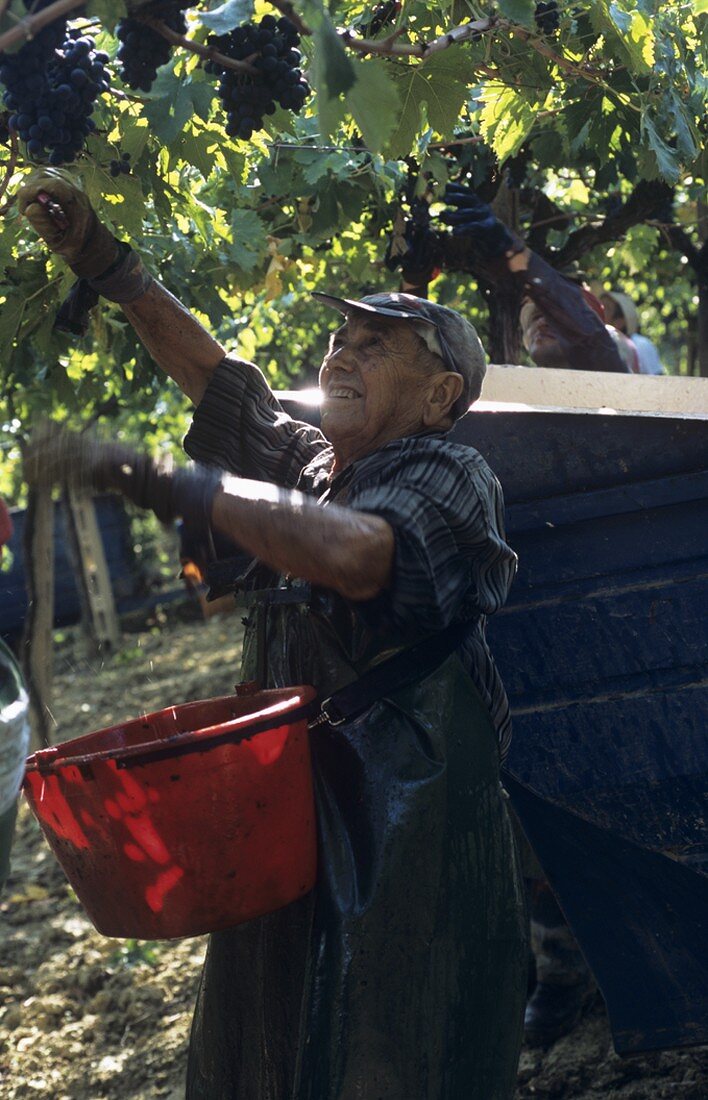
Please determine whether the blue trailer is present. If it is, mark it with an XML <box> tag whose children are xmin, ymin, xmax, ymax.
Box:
<box><xmin>448</xmin><ymin>406</ymin><xmax>708</xmax><ymax>1055</ymax></box>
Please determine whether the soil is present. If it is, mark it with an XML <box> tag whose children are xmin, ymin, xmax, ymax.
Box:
<box><xmin>2</xmin><ymin>609</ymin><xmax>707</xmax><ymax>1099</ymax></box>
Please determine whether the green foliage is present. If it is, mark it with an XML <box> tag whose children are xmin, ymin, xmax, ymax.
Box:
<box><xmin>0</xmin><ymin>0</ymin><xmax>705</xmax><ymax>486</ymax></box>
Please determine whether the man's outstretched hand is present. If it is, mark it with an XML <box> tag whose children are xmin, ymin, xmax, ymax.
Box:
<box><xmin>438</xmin><ymin>184</ymin><xmax>521</xmax><ymax>261</ymax></box>
<box><xmin>23</xmin><ymin>424</ymin><xmax>221</xmax><ymax>534</ymax></box>
<box><xmin>18</xmin><ymin>169</ymin><xmax>120</xmax><ymax>278</ymax></box>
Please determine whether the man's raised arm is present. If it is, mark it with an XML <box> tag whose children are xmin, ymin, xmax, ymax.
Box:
<box><xmin>18</xmin><ymin>169</ymin><xmax>224</xmax><ymax>405</ymax></box>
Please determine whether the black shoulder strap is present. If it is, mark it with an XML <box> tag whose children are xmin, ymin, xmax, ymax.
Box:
<box><xmin>309</xmin><ymin>620</ymin><xmax>470</xmax><ymax>729</ymax></box>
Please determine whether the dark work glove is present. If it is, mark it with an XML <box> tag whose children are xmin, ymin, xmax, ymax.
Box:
<box><xmin>438</xmin><ymin>183</ymin><xmax>517</xmax><ymax>260</ymax></box>
<box><xmin>18</xmin><ymin>169</ymin><xmax>120</xmax><ymax>279</ymax></box>
<box><xmin>23</xmin><ymin>426</ymin><xmax>222</xmax><ymax>535</ymax></box>
<box><xmin>385</xmin><ymin>199</ymin><xmax>443</xmax><ymax>286</ymax></box>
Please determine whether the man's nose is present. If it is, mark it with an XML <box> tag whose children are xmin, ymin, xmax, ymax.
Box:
<box><xmin>325</xmin><ymin>347</ymin><xmax>355</xmax><ymax>372</ymax></box>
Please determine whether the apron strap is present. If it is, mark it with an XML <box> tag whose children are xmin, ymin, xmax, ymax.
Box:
<box><xmin>309</xmin><ymin>620</ymin><xmax>471</xmax><ymax>729</ymax></box>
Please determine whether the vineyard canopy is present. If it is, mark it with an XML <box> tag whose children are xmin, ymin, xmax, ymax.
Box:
<box><xmin>0</xmin><ymin>0</ymin><xmax>706</xmax><ymax>482</ymax></box>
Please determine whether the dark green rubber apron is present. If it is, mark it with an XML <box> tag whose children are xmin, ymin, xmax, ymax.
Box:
<box><xmin>186</xmin><ymin>585</ymin><xmax>527</xmax><ymax>1100</ymax></box>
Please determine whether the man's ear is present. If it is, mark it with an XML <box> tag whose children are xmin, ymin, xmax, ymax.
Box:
<box><xmin>422</xmin><ymin>372</ymin><xmax>464</xmax><ymax>427</ymax></box>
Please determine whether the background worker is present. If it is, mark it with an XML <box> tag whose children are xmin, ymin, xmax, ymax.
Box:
<box><xmin>601</xmin><ymin>290</ymin><xmax>665</xmax><ymax>375</ymax></box>
<box><xmin>390</xmin><ymin>183</ymin><xmax>631</xmax><ymax>374</ymax></box>
<box><xmin>20</xmin><ymin>170</ymin><xmax>528</xmax><ymax>1100</ymax></box>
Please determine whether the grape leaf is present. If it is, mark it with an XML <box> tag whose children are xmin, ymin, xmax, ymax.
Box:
<box><xmin>642</xmin><ymin>114</ymin><xmax>680</xmax><ymax>183</ymax></box>
<box><xmin>418</xmin><ymin>53</ymin><xmax>469</xmax><ymax>139</ymax></box>
<box><xmin>302</xmin><ymin>0</ymin><xmax>356</xmax><ymax>98</ymax></box>
<box><xmin>196</xmin><ymin>0</ymin><xmax>255</xmax><ymax>34</ymax></box>
<box><xmin>346</xmin><ymin>60</ymin><xmax>400</xmax><ymax>153</ymax></box>
<box><xmin>497</xmin><ymin>0</ymin><xmax>535</xmax><ymax>30</ymax></box>
<box><xmin>229</xmin><ymin>209</ymin><xmax>268</xmax><ymax>272</ymax></box>
<box><xmin>86</xmin><ymin>0</ymin><xmax>127</xmax><ymax>24</ymax></box>
<box><xmin>175</xmin><ymin>129</ymin><xmax>218</xmax><ymax>177</ymax></box>
<box><xmin>188</xmin><ymin>81</ymin><xmax>217</xmax><ymax>124</ymax></box>
<box><xmin>480</xmin><ymin>85</ymin><xmax>538</xmax><ymax>162</ymax></box>
<box><xmin>667</xmin><ymin>92</ymin><xmax>699</xmax><ymax>161</ymax></box>
<box><xmin>319</xmin><ymin>21</ymin><xmax>357</xmax><ymax>98</ymax></box>
<box><xmin>143</xmin><ymin>83</ymin><xmax>195</xmax><ymax>145</ymax></box>
<box><xmin>0</xmin><ymin>292</ymin><xmax>25</xmax><ymax>352</ymax></box>
<box><xmin>385</xmin><ymin>54</ymin><xmax>468</xmax><ymax>160</ymax></box>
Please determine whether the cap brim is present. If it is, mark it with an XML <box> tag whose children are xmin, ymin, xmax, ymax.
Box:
<box><xmin>312</xmin><ymin>291</ymin><xmax>436</xmax><ymax>327</ymax></box>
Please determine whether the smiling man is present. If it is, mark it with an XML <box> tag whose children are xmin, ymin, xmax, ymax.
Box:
<box><xmin>20</xmin><ymin>171</ymin><xmax>527</xmax><ymax>1100</ymax></box>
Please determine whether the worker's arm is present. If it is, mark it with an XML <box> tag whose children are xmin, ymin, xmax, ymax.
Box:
<box><xmin>211</xmin><ymin>479</ymin><xmax>394</xmax><ymax>601</ymax></box>
<box><xmin>121</xmin><ymin>282</ymin><xmax>226</xmax><ymax>405</ymax></box>
<box><xmin>507</xmin><ymin>250</ymin><xmax>627</xmax><ymax>373</ymax></box>
<box><xmin>18</xmin><ymin>171</ymin><xmax>225</xmax><ymax>405</ymax></box>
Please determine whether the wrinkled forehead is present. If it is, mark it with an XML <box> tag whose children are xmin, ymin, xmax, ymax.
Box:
<box><xmin>333</xmin><ymin>311</ymin><xmax>401</xmax><ymax>336</ymax></box>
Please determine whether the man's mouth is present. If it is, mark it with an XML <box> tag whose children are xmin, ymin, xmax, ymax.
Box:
<box><xmin>327</xmin><ymin>386</ymin><xmax>361</xmax><ymax>400</ymax></box>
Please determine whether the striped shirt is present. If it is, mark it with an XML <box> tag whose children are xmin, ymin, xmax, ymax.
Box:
<box><xmin>185</xmin><ymin>356</ymin><xmax>516</xmax><ymax>761</ymax></box>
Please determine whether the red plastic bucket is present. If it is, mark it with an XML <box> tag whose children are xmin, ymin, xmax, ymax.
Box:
<box><xmin>23</xmin><ymin>687</ymin><xmax>317</xmax><ymax>939</ymax></box>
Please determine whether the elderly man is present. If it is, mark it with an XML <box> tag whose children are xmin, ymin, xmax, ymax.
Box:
<box><xmin>19</xmin><ymin>172</ymin><xmax>527</xmax><ymax>1100</ymax></box>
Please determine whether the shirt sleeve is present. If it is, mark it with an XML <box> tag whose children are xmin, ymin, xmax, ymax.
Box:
<box><xmin>184</xmin><ymin>355</ymin><xmax>330</xmax><ymax>488</ymax></box>
<box><xmin>346</xmin><ymin>442</ymin><xmax>517</xmax><ymax>636</ymax></box>
<box><xmin>515</xmin><ymin>253</ymin><xmax>628</xmax><ymax>373</ymax></box>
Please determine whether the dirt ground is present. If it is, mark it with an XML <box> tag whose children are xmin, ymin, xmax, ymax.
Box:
<box><xmin>2</xmin><ymin>609</ymin><xmax>706</xmax><ymax>1099</ymax></box>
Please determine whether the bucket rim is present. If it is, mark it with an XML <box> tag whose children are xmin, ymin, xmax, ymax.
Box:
<box><xmin>24</xmin><ymin>686</ymin><xmax>317</xmax><ymax>776</ymax></box>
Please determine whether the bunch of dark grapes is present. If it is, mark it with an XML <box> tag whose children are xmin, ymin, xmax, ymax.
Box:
<box><xmin>207</xmin><ymin>15</ymin><xmax>310</xmax><ymax>142</ymax></box>
<box><xmin>0</xmin><ymin>13</ymin><xmax>110</xmax><ymax>165</ymax></box>
<box><xmin>116</xmin><ymin>2</ymin><xmax>189</xmax><ymax>92</ymax></box>
<box><xmin>534</xmin><ymin>1</ymin><xmax>560</xmax><ymax>34</ymax></box>
<box><xmin>360</xmin><ymin>1</ymin><xmax>402</xmax><ymax>38</ymax></box>
<box><xmin>110</xmin><ymin>152</ymin><xmax>132</xmax><ymax>177</ymax></box>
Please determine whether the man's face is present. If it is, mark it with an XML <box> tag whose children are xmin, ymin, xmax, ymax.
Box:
<box><xmin>318</xmin><ymin>314</ymin><xmax>439</xmax><ymax>466</ymax></box>
<box><xmin>601</xmin><ymin>295</ymin><xmax>626</xmax><ymax>332</ymax></box>
<box><xmin>519</xmin><ymin>297</ymin><xmax>568</xmax><ymax>368</ymax></box>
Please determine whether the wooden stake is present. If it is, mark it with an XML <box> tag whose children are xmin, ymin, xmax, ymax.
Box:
<box><xmin>63</xmin><ymin>488</ymin><xmax>121</xmax><ymax>657</ymax></box>
<box><xmin>21</xmin><ymin>486</ymin><xmax>55</xmax><ymax>749</ymax></box>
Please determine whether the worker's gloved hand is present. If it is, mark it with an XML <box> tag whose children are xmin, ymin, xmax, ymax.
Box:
<box><xmin>438</xmin><ymin>183</ymin><xmax>518</xmax><ymax>260</ymax></box>
<box><xmin>385</xmin><ymin>199</ymin><xmax>442</xmax><ymax>287</ymax></box>
<box><xmin>23</xmin><ymin>426</ymin><xmax>222</xmax><ymax>533</ymax></box>
<box><xmin>18</xmin><ymin>169</ymin><xmax>120</xmax><ymax>279</ymax></box>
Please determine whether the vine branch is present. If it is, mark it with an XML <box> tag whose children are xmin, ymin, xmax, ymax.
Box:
<box><xmin>341</xmin><ymin>18</ymin><xmax>496</xmax><ymax>59</ymax></box>
<box><xmin>145</xmin><ymin>17</ymin><xmax>258</xmax><ymax>76</ymax></box>
<box><xmin>0</xmin><ymin>0</ymin><xmax>84</xmax><ymax>53</ymax></box>
<box><xmin>555</xmin><ymin>180</ymin><xmax>675</xmax><ymax>266</ymax></box>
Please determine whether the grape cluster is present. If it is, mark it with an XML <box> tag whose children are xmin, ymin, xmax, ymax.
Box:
<box><xmin>360</xmin><ymin>1</ymin><xmax>402</xmax><ymax>38</ymax></box>
<box><xmin>110</xmin><ymin>152</ymin><xmax>132</xmax><ymax>177</ymax></box>
<box><xmin>0</xmin><ymin>15</ymin><xmax>110</xmax><ymax>165</ymax></box>
<box><xmin>207</xmin><ymin>15</ymin><xmax>310</xmax><ymax>142</ymax></box>
<box><xmin>534</xmin><ymin>1</ymin><xmax>560</xmax><ymax>35</ymax></box>
<box><xmin>116</xmin><ymin>3</ymin><xmax>188</xmax><ymax>93</ymax></box>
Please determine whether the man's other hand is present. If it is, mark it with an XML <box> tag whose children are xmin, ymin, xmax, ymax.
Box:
<box><xmin>438</xmin><ymin>184</ymin><xmax>521</xmax><ymax>262</ymax></box>
<box><xmin>18</xmin><ymin>169</ymin><xmax>120</xmax><ymax>278</ymax></box>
